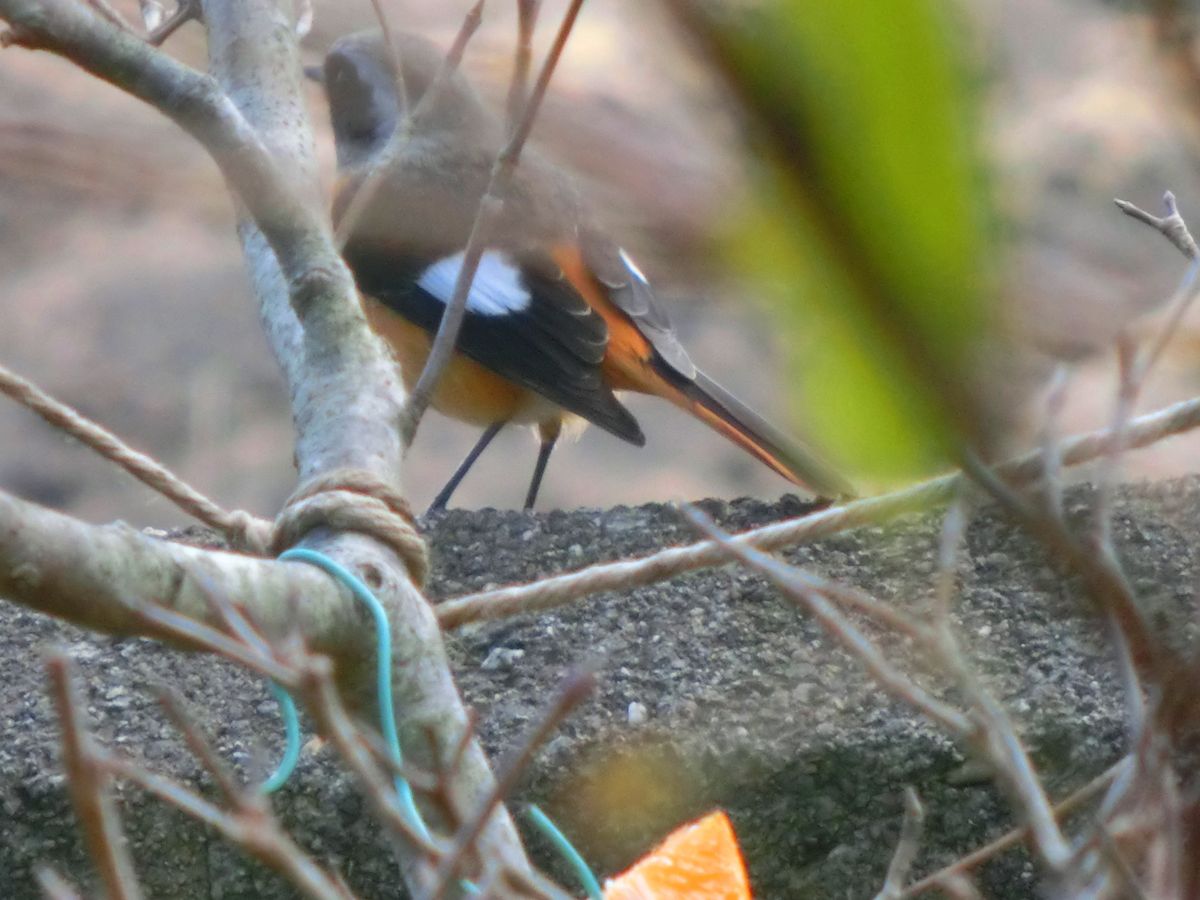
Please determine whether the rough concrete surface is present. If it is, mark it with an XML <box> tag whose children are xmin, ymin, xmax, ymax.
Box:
<box><xmin>1</xmin><ymin>479</ymin><xmax>1198</xmax><ymax>898</ymax></box>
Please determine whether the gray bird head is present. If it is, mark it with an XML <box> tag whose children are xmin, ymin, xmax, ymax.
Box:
<box><xmin>319</xmin><ymin>31</ymin><xmax>497</xmax><ymax>169</ymax></box>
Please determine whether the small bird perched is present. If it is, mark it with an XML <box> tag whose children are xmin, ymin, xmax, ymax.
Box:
<box><xmin>318</xmin><ymin>31</ymin><xmax>853</xmax><ymax>511</ymax></box>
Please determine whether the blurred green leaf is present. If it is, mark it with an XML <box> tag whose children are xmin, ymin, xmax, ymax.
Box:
<box><xmin>673</xmin><ymin>0</ymin><xmax>993</xmax><ymax>481</ymax></box>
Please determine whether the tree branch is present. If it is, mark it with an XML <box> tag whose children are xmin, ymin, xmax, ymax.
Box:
<box><xmin>0</xmin><ymin>0</ymin><xmax>538</xmax><ymax>891</ymax></box>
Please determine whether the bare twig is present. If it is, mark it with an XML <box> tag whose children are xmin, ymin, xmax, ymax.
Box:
<box><xmin>875</xmin><ymin>788</ymin><xmax>925</xmax><ymax>900</ymax></box>
<box><xmin>428</xmin><ymin>668</ymin><xmax>594</xmax><ymax>898</ymax></box>
<box><xmin>146</xmin><ymin>0</ymin><xmax>198</xmax><ymax>45</ymax></box>
<box><xmin>47</xmin><ymin>654</ymin><xmax>144</xmax><ymax>900</ymax></box>
<box><xmin>1038</xmin><ymin>364</ymin><xmax>1070</xmax><ymax>520</ymax></box>
<box><xmin>927</xmin><ymin>875</ymin><xmax>983</xmax><ymax>900</ymax></box>
<box><xmin>683</xmin><ymin>506</ymin><xmax>971</xmax><ymax>735</ymax></box>
<box><xmin>0</xmin><ymin>0</ymin><xmax>354</xmax><ymax>319</ymax></box>
<box><xmin>401</xmin><ymin>0</ymin><xmax>587</xmax><ymax>444</ymax></box>
<box><xmin>156</xmin><ymin>686</ymin><xmax>244</xmax><ymax>804</ymax></box>
<box><xmin>1095</xmin><ymin>252</ymin><xmax>1200</xmax><ymax>546</ymax></box>
<box><xmin>84</xmin><ymin>0</ymin><xmax>136</xmax><ymax>32</ymax></box>
<box><xmin>959</xmin><ymin>449</ymin><xmax>1163</xmax><ymax>682</ymax></box>
<box><xmin>925</xmin><ymin>486</ymin><xmax>1076</xmax><ymax>872</ymax></box>
<box><xmin>301</xmin><ymin>658</ymin><xmax>446</xmax><ymax>860</ymax></box>
<box><xmin>932</xmin><ymin>490</ymin><xmax>970</xmax><ymax>626</ymax></box>
<box><xmin>105</xmin><ymin>754</ymin><xmax>353</xmax><ymax>900</ymax></box>
<box><xmin>1095</xmin><ymin>821</ymin><xmax>1151</xmax><ymax>900</ymax></box>
<box><xmin>506</xmin><ymin>0</ymin><xmax>541</xmax><ymax>130</ymax></box>
<box><xmin>127</xmin><ymin>599</ymin><xmax>299</xmax><ymax>685</ymax></box>
<box><xmin>697</xmin><ymin>489</ymin><xmax>1077</xmax><ymax>874</ymax></box>
<box><xmin>1140</xmin><ymin>258</ymin><xmax>1200</xmax><ymax>376</ymax></box>
<box><xmin>34</xmin><ymin>868</ymin><xmax>83</xmax><ymax>900</ymax></box>
<box><xmin>1115</xmin><ymin>191</ymin><xmax>1199</xmax><ymax>260</ymax></box>
<box><xmin>368</xmin><ymin>0</ymin><xmax>409</xmax><ymax>114</ymax></box>
<box><xmin>898</xmin><ymin>761</ymin><xmax>1122</xmax><ymax>897</ymax></box>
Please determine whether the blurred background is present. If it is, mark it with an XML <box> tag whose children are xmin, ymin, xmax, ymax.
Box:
<box><xmin>0</xmin><ymin>0</ymin><xmax>1197</xmax><ymax>523</ymax></box>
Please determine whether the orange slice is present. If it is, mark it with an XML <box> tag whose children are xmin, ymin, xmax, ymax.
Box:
<box><xmin>602</xmin><ymin>810</ymin><xmax>751</xmax><ymax>899</ymax></box>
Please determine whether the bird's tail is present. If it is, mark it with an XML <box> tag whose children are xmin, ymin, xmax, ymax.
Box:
<box><xmin>672</xmin><ymin>370</ymin><xmax>855</xmax><ymax>501</ymax></box>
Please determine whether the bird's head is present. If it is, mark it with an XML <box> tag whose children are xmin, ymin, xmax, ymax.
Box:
<box><xmin>316</xmin><ymin>31</ymin><xmax>497</xmax><ymax>170</ymax></box>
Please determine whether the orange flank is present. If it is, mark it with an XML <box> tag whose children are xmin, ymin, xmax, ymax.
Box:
<box><xmin>603</xmin><ymin>811</ymin><xmax>751</xmax><ymax>900</ymax></box>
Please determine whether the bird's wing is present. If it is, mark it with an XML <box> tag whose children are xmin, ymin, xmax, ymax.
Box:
<box><xmin>577</xmin><ymin>226</ymin><xmax>698</xmax><ymax>380</ymax></box>
<box><xmin>345</xmin><ymin>242</ymin><xmax>646</xmax><ymax>445</ymax></box>
<box><xmin>555</xmin><ymin>232</ymin><xmax>858</xmax><ymax>500</ymax></box>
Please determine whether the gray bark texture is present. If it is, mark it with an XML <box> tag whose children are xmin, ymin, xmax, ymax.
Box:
<box><xmin>2</xmin><ymin>478</ymin><xmax>1193</xmax><ymax>898</ymax></box>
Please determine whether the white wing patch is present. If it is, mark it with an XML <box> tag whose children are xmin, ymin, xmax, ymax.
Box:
<box><xmin>618</xmin><ymin>248</ymin><xmax>650</xmax><ymax>284</ymax></box>
<box><xmin>417</xmin><ymin>250</ymin><xmax>530</xmax><ymax>317</ymax></box>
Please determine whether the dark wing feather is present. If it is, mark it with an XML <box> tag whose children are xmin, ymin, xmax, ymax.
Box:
<box><xmin>345</xmin><ymin>245</ymin><xmax>646</xmax><ymax>445</ymax></box>
<box><xmin>580</xmin><ymin>225</ymin><xmax>697</xmax><ymax>379</ymax></box>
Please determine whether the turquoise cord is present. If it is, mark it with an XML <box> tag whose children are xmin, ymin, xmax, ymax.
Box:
<box><xmin>262</xmin><ymin>548</ymin><xmax>597</xmax><ymax>896</ymax></box>
<box><xmin>260</xmin><ymin>681</ymin><xmax>301</xmax><ymax>794</ymax></box>
<box><xmin>526</xmin><ymin>805</ymin><xmax>602</xmax><ymax>899</ymax></box>
<box><xmin>276</xmin><ymin>547</ymin><xmax>428</xmax><ymax>839</ymax></box>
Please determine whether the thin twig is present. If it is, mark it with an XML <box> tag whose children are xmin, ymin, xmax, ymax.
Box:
<box><xmin>428</xmin><ymin>667</ymin><xmax>595</xmax><ymax>898</ymax></box>
<box><xmin>1038</xmin><ymin>364</ymin><xmax>1070</xmax><ymax>520</ymax></box>
<box><xmin>301</xmin><ymin>658</ymin><xmax>446</xmax><ymax>860</ymax></box>
<box><xmin>926</xmin><ymin>875</ymin><xmax>983</xmax><ymax>900</ymax></box>
<box><xmin>898</xmin><ymin>760</ymin><xmax>1122</xmax><ymax>897</ymax></box>
<box><xmin>932</xmin><ymin>489</ymin><xmax>970</xmax><ymax>626</ymax></box>
<box><xmin>34</xmin><ymin>868</ymin><xmax>83</xmax><ymax>900</ymax></box>
<box><xmin>1095</xmin><ymin>821</ymin><xmax>1151</xmax><ymax>900</ymax></box>
<box><xmin>961</xmin><ymin>695</ymin><xmax>1072</xmax><ymax>872</ymax></box>
<box><xmin>1115</xmin><ymin>191</ymin><xmax>1199</xmax><ymax>260</ymax></box>
<box><xmin>84</xmin><ymin>0</ymin><xmax>136</xmax><ymax>32</ymax></box>
<box><xmin>401</xmin><ymin>0</ymin><xmax>587</xmax><ymax>444</ymax></box>
<box><xmin>506</xmin><ymin>0</ymin><xmax>541</xmax><ymax>131</ymax></box>
<box><xmin>959</xmin><ymin>449</ymin><xmax>1163</xmax><ymax>682</ymax></box>
<box><xmin>438</xmin><ymin>394</ymin><xmax>1200</xmax><ymax>629</ymax></box>
<box><xmin>925</xmin><ymin>485</ymin><xmax>1077</xmax><ymax>871</ymax></box>
<box><xmin>105</xmin><ymin>755</ymin><xmax>353</xmax><ymax>900</ymax></box>
<box><xmin>683</xmin><ymin>506</ymin><xmax>971</xmax><ymax>735</ymax></box>
<box><xmin>188</xmin><ymin>568</ymin><xmax>281</xmax><ymax>660</ymax></box>
<box><xmin>46</xmin><ymin>654</ymin><xmax>145</xmax><ymax>900</ymax></box>
<box><xmin>1138</xmin><ymin>258</ymin><xmax>1200</xmax><ymax>375</ymax></box>
<box><xmin>875</xmin><ymin>788</ymin><xmax>925</xmax><ymax>900</ymax></box>
<box><xmin>368</xmin><ymin>0</ymin><xmax>409</xmax><ymax>115</ymax></box>
<box><xmin>155</xmin><ymin>686</ymin><xmax>243</xmax><ymax>805</ymax></box>
<box><xmin>146</xmin><ymin>0</ymin><xmax>198</xmax><ymax>45</ymax></box>
<box><xmin>1095</xmin><ymin>257</ymin><xmax>1200</xmax><ymax>546</ymax></box>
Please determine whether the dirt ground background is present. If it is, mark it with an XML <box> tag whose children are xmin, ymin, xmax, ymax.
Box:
<box><xmin>2</xmin><ymin>0</ymin><xmax>1199</xmax><ymax>522</ymax></box>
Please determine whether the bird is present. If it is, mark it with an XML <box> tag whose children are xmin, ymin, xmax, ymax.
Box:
<box><xmin>317</xmin><ymin>30</ymin><xmax>854</xmax><ymax>512</ymax></box>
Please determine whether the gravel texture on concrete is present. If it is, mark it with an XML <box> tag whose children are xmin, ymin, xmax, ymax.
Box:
<box><xmin>2</xmin><ymin>479</ymin><xmax>1197</xmax><ymax>898</ymax></box>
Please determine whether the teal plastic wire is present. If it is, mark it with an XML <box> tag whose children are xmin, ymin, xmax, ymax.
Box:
<box><xmin>260</xmin><ymin>681</ymin><xmax>301</xmax><ymax>794</ymax></box>
<box><xmin>277</xmin><ymin>547</ymin><xmax>429</xmax><ymax>839</ymax></box>
<box><xmin>264</xmin><ymin>548</ymin><xmax>598</xmax><ymax>895</ymax></box>
<box><xmin>526</xmin><ymin>805</ymin><xmax>602</xmax><ymax>899</ymax></box>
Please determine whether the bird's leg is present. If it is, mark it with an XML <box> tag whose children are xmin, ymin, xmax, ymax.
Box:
<box><xmin>427</xmin><ymin>420</ymin><xmax>506</xmax><ymax>514</ymax></box>
<box><xmin>524</xmin><ymin>420</ymin><xmax>561</xmax><ymax>510</ymax></box>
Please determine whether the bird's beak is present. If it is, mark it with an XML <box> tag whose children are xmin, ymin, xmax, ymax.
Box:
<box><xmin>303</xmin><ymin>64</ymin><xmax>324</xmax><ymax>85</ymax></box>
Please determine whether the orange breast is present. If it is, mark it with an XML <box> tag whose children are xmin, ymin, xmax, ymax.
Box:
<box><xmin>364</xmin><ymin>297</ymin><xmax>540</xmax><ymax>426</ymax></box>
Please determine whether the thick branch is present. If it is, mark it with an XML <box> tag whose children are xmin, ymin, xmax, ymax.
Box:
<box><xmin>0</xmin><ymin>489</ymin><xmax>364</xmax><ymax>659</ymax></box>
<box><xmin>0</xmin><ymin>0</ymin><xmax>535</xmax><ymax>891</ymax></box>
